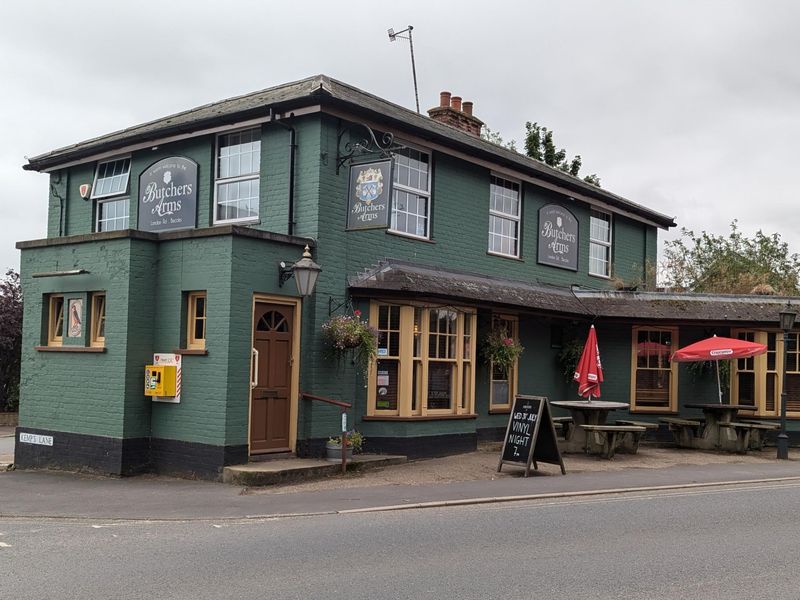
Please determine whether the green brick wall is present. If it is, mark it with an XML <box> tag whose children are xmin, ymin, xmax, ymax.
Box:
<box><xmin>19</xmin><ymin>238</ymin><xmax>150</xmax><ymax>438</ymax></box>
<box><xmin>26</xmin><ymin>110</ymin><xmax>665</xmax><ymax>458</ymax></box>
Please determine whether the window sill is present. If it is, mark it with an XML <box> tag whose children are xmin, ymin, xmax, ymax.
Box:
<box><xmin>487</xmin><ymin>251</ymin><xmax>523</xmax><ymax>262</ymax></box>
<box><xmin>362</xmin><ymin>414</ymin><xmax>477</xmax><ymax>422</ymax></box>
<box><xmin>174</xmin><ymin>348</ymin><xmax>208</xmax><ymax>356</ymax></box>
<box><xmin>35</xmin><ymin>346</ymin><xmax>106</xmax><ymax>353</ymax></box>
<box><xmin>588</xmin><ymin>272</ymin><xmax>612</xmax><ymax>280</ymax></box>
<box><xmin>488</xmin><ymin>408</ymin><xmax>512</xmax><ymax>414</ymax></box>
<box><xmin>386</xmin><ymin>230</ymin><xmax>435</xmax><ymax>244</ymax></box>
<box><xmin>631</xmin><ymin>409</ymin><xmax>677</xmax><ymax>415</ymax></box>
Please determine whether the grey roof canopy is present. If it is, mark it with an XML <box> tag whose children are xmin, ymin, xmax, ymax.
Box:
<box><xmin>24</xmin><ymin>75</ymin><xmax>675</xmax><ymax>230</ymax></box>
<box><xmin>348</xmin><ymin>259</ymin><xmax>793</xmax><ymax>324</ymax></box>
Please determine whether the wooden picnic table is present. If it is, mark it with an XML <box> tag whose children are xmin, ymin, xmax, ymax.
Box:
<box><xmin>682</xmin><ymin>403</ymin><xmax>758</xmax><ymax>451</ymax></box>
<box><xmin>550</xmin><ymin>401</ymin><xmax>630</xmax><ymax>455</ymax></box>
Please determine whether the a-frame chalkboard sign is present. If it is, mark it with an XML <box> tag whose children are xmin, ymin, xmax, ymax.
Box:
<box><xmin>497</xmin><ymin>395</ymin><xmax>566</xmax><ymax>476</ymax></box>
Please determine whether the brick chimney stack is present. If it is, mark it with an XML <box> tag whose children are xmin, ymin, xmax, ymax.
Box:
<box><xmin>427</xmin><ymin>91</ymin><xmax>484</xmax><ymax>136</ymax></box>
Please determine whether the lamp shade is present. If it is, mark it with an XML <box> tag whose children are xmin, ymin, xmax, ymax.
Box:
<box><xmin>292</xmin><ymin>246</ymin><xmax>321</xmax><ymax>297</ymax></box>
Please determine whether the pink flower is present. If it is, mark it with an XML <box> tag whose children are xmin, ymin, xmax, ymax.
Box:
<box><xmin>503</xmin><ymin>338</ymin><xmax>514</xmax><ymax>346</ymax></box>
<box><xmin>354</xmin><ymin>309</ymin><xmax>361</xmax><ymax>317</ymax></box>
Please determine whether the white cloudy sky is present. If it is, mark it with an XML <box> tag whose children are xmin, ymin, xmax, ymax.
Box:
<box><xmin>2</xmin><ymin>0</ymin><xmax>799</xmax><ymax>273</ymax></box>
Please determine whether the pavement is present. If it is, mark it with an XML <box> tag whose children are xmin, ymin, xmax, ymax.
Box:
<box><xmin>2</xmin><ymin>428</ymin><xmax>800</xmax><ymax>521</ymax></box>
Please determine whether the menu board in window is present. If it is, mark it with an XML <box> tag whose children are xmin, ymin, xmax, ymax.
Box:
<box><xmin>497</xmin><ymin>395</ymin><xmax>565</xmax><ymax>476</ymax></box>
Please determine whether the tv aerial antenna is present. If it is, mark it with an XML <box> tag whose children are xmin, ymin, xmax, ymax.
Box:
<box><xmin>388</xmin><ymin>25</ymin><xmax>420</xmax><ymax>113</ymax></box>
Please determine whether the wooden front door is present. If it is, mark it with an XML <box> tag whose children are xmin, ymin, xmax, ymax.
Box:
<box><xmin>250</xmin><ymin>302</ymin><xmax>294</xmax><ymax>454</ymax></box>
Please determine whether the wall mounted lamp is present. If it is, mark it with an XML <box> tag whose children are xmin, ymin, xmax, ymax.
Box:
<box><xmin>279</xmin><ymin>245</ymin><xmax>321</xmax><ymax>297</ymax></box>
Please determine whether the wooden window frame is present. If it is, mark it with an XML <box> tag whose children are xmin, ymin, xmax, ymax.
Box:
<box><xmin>630</xmin><ymin>326</ymin><xmax>678</xmax><ymax>412</ymax></box>
<box><xmin>47</xmin><ymin>295</ymin><xmax>65</xmax><ymax>347</ymax></box>
<box><xmin>732</xmin><ymin>328</ymin><xmax>792</xmax><ymax>418</ymax></box>
<box><xmin>90</xmin><ymin>292</ymin><xmax>106</xmax><ymax>348</ymax></box>
<box><xmin>489</xmin><ymin>314</ymin><xmax>519</xmax><ymax>413</ymax></box>
<box><xmin>367</xmin><ymin>301</ymin><xmax>476</xmax><ymax>418</ymax></box>
<box><xmin>187</xmin><ymin>292</ymin><xmax>207</xmax><ymax>350</ymax></box>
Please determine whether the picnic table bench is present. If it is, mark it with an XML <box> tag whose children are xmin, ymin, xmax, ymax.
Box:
<box><xmin>615</xmin><ymin>420</ymin><xmax>658</xmax><ymax>452</ymax></box>
<box><xmin>735</xmin><ymin>420</ymin><xmax>781</xmax><ymax>450</ymax></box>
<box><xmin>579</xmin><ymin>424</ymin><xmax>647</xmax><ymax>459</ymax></box>
<box><xmin>552</xmin><ymin>416</ymin><xmax>574</xmax><ymax>439</ymax></box>
<box><xmin>660</xmin><ymin>417</ymin><xmax>705</xmax><ymax>448</ymax></box>
<box><xmin>718</xmin><ymin>421</ymin><xmax>768</xmax><ymax>454</ymax></box>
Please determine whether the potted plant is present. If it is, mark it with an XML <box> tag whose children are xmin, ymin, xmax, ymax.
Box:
<box><xmin>321</xmin><ymin>310</ymin><xmax>378</xmax><ymax>378</ymax></box>
<box><xmin>483</xmin><ymin>327</ymin><xmax>524</xmax><ymax>376</ymax></box>
<box><xmin>325</xmin><ymin>430</ymin><xmax>365</xmax><ymax>461</ymax></box>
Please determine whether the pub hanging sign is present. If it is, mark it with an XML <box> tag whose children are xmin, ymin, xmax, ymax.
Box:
<box><xmin>538</xmin><ymin>204</ymin><xmax>579</xmax><ymax>271</ymax></box>
<box><xmin>138</xmin><ymin>157</ymin><xmax>198</xmax><ymax>233</ymax></box>
<box><xmin>346</xmin><ymin>159</ymin><xmax>393</xmax><ymax>230</ymax></box>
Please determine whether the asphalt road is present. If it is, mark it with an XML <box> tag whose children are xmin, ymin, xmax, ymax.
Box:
<box><xmin>3</xmin><ymin>481</ymin><xmax>800</xmax><ymax>599</ymax></box>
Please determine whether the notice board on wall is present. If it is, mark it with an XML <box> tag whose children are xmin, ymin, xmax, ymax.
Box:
<box><xmin>497</xmin><ymin>395</ymin><xmax>565</xmax><ymax>476</ymax></box>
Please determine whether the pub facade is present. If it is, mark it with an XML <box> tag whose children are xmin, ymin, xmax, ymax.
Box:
<box><xmin>15</xmin><ymin>75</ymin><xmax>796</xmax><ymax>479</ymax></box>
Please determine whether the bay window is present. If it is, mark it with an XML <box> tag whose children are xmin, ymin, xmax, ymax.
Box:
<box><xmin>369</xmin><ymin>302</ymin><xmax>476</xmax><ymax>417</ymax></box>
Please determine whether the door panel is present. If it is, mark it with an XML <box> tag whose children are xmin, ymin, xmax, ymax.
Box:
<box><xmin>250</xmin><ymin>303</ymin><xmax>293</xmax><ymax>454</ymax></box>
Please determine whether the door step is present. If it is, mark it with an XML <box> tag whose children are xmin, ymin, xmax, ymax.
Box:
<box><xmin>222</xmin><ymin>454</ymin><xmax>406</xmax><ymax>487</ymax></box>
<box><xmin>248</xmin><ymin>451</ymin><xmax>294</xmax><ymax>462</ymax></box>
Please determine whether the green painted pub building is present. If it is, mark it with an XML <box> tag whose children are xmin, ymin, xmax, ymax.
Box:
<box><xmin>16</xmin><ymin>75</ymin><xmax>797</xmax><ymax>479</ymax></box>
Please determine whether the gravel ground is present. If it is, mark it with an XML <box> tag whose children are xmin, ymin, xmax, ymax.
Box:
<box><xmin>252</xmin><ymin>442</ymin><xmax>785</xmax><ymax>495</ymax></box>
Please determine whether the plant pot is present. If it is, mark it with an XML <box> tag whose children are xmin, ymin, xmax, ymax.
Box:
<box><xmin>325</xmin><ymin>442</ymin><xmax>353</xmax><ymax>462</ymax></box>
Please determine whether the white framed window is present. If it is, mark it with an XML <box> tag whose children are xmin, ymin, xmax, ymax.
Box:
<box><xmin>390</xmin><ymin>146</ymin><xmax>431</xmax><ymax>239</ymax></box>
<box><xmin>488</xmin><ymin>176</ymin><xmax>520</xmax><ymax>257</ymax></box>
<box><xmin>92</xmin><ymin>157</ymin><xmax>130</xmax><ymax>231</ymax></box>
<box><xmin>214</xmin><ymin>128</ymin><xmax>261</xmax><ymax>224</ymax></box>
<box><xmin>589</xmin><ymin>209</ymin><xmax>612</xmax><ymax>277</ymax></box>
<box><xmin>97</xmin><ymin>197</ymin><xmax>130</xmax><ymax>231</ymax></box>
<box><xmin>91</xmin><ymin>158</ymin><xmax>131</xmax><ymax>199</ymax></box>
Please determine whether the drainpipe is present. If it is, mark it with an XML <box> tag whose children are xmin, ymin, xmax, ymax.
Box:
<box><xmin>50</xmin><ymin>170</ymin><xmax>67</xmax><ymax>237</ymax></box>
<box><xmin>271</xmin><ymin>112</ymin><xmax>297</xmax><ymax>236</ymax></box>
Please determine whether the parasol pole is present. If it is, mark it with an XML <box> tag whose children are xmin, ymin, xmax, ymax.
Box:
<box><xmin>715</xmin><ymin>361</ymin><xmax>722</xmax><ymax>403</ymax></box>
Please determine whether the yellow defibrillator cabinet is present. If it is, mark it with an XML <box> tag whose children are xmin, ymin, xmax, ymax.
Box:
<box><xmin>144</xmin><ymin>365</ymin><xmax>177</xmax><ymax>397</ymax></box>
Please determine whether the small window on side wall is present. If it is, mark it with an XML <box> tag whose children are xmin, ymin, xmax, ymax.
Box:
<box><xmin>48</xmin><ymin>295</ymin><xmax>65</xmax><ymax>346</ymax></box>
<box><xmin>90</xmin><ymin>293</ymin><xmax>106</xmax><ymax>348</ymax></box>
<box><xmin>187</xmin><ymin>292</ymin><xmax>207</xmax><ymax>350</ymax></box>
<box><xmin>92</xmin><ymin>157</ymin><xmax>131</xmax><ymax>232</ymax></box>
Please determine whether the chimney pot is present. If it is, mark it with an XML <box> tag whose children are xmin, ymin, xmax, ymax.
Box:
<box><xmin>462</xmin><ymin>101</ymin><xmax>473</xmax><ymax>116</ymax></box>
<box><xmin>439</xmin><ymin>91</ymin><xmax>451</xmax><ymax>108</ymax></box>
<box><xmin>451</xmin><ymin>96</ymin><xmax>462</xmax><ymax>111</ymax></box>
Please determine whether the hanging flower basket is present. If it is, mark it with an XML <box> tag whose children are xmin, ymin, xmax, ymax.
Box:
<box><xmin>483</xmin><ymin>328</ymin><xmax>524</xmax><ymax>377</ymax></box>
<box><xmin>322</xmin><ymin>310</ymin><xmax>378</xmax><ymax>378</ymax></box>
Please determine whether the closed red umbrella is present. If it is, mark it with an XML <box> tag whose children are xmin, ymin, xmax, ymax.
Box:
<box><xmin>573</xmin><ymin>325</ymin><xmax>604</xmax><ymax>402</ymax></box>
<box><xmin>671</xmin><ymin>335</ymin><xmax>767</xmax><ymax>403</ymax></box>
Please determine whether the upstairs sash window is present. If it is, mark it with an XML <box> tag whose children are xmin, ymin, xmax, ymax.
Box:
<box><xmin>390</xmin><ymin>147</ymin><xmax>431</xmax><ymax>238</ymax></box>
<box><xmin>92</xmin><ymin>158</ymin><xmax>131</xmax><ymax>231</ymax></box>
<box><xmin>488</xmin><ymin>176</ymin><xmax>520</xmax><ymax>257</ymax></box>
<box><xmin>589</xmin><ymin>209</ymin><xmax>612</xmax><ymax>277</ymax></box>
<box><xmin>214</xmin><ymin>128</ymin><xmax>261</xmax><ymax>223</ymax></box>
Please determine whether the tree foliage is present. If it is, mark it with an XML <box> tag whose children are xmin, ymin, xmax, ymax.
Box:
<box><xmin>0</xmin><ymin>269</ymin><xmax>22</xmax><ymax>411</ymax></box>
<box><xmin>523</xmin><ymin>122</ymin><xmax>601</xmax><ymax>186</ymax></box>
<box><xmin>661</xmin><ymin>221</ymin><xmax>800</xmax><ymax>295</ymax></box>
<box><xmin>480</xmin><ymin>123</ymin><xmax>600</xmax><ymax>186</ymax></box>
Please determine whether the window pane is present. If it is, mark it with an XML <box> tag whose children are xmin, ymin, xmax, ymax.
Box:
<box><xmin>427</xmin><ymin>362</ymin><xmax>453</xmax><ymax>410</ymax></box>
<box><xmin>93</xmin><ymin>158</ymin><xmax>131</xmax><ymax>198</ymax></box>
<box><xmin>98</xmin><ymin>198</ymin><xmax>130</xmax><ymax>232</ymax></box>
<box><xmin>376</xmin><ymin>360</ymin><xmax>398</xmax><ymax>410</ymax></box>
<box><xmin>216</xmin><ymin>179</ymin><xmax>259</xmax><ymax>221</ymax></box>
<box><xmin>218</xmin><ymin>129</ymin><xmax>261</xmax><ymax>178</ymax></box>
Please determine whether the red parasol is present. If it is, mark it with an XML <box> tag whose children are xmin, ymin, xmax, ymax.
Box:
<box><xmin>671</xmin><ymin>335</ymin><xmax>767</xmax><ymax>402</ymax></box>
<box><xmin>573</xmin><ymin>325</ymin><xmax>604</xmax><ymax>401</ymax></box>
